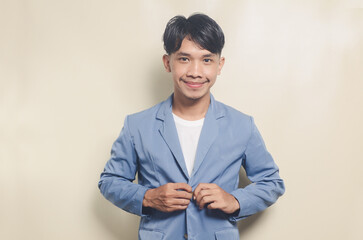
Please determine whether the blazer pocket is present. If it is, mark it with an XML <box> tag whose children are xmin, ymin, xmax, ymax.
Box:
<box><xmin>215</xmin><ymin>228</ymin><xmax>239</xmax><ymax>240</ymax></box>
<box><xmin>139</xmin><ymin>229</ymin><xmax>164</xmax><ymax>240</ymax></box>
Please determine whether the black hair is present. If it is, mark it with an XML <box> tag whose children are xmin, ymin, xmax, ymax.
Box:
<box><xmin>163</xmin><ymin>13</ymin><xmax>225</xmax><ymax>55</ymax></box>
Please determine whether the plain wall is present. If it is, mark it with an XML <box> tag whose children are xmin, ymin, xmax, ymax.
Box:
<box><xmin>1</xmin><ymin>0</ymin><xmax>362</xmax><ymax>239</ymax></box>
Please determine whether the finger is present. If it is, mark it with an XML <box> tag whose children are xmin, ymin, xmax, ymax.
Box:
<box><xmin>195</xmin><ymin>189</ymin><xmax>214</xmax><ymax>206</ymax></box>
<box><xmin>165</xmin><ymin>204</ymin><xmax>189</xmax><ymax>212</ymax></box>
<box><xmin>207</xmin><ymin>202</ymin><xmax>219</xmax><ymax>210</ymax></box>
<box><xmin>173</xmin><ymin>198</ymin><xmax>191</xmax><ymax>206</ymax></box>
<box><xmin>164</xmin><ymin>198</ymin><xmax>190</xmax><ymax>207</ymax></box>
<box><xmin>174</xmin><ymin>190</ymin><xmax>193</xmax><ymax>200</ymax></box>
<box><xmin>173</xmin><ymin>183</ymin><xmax>193</xmax><ymax>193</ymax></box>
<box><xmin>198</xmin><ymin>195</ymin><xmax>214</xmax><ymax>209</ymax></box>
<box><xmin>193</xmin><ymin>183</ymin><xmax>210</xmax><ymax>200</ymax></box>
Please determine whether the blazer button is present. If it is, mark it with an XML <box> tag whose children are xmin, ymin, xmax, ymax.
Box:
<box><xmin>184</xmin><ymin>233</ymin><xmax>188</xmax><ymax>239</ymax></box>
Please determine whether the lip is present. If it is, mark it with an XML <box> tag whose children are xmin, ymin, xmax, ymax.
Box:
<box><xmin>181</xmin><ymin>79</ymin><xmax>208</xmax><ymax>89</ymax></box>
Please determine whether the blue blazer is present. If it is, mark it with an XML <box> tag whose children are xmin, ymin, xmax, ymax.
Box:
<box><xmin>99</xmin><ymin>94</ymin><xmax>285</xmax><ymax>240</ymax></box>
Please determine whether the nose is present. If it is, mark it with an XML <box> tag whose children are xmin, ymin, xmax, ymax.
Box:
<box><xmin>186</xmin><ymin>61</ymin><xmax>202</xmax><ymax>79</ymax></box>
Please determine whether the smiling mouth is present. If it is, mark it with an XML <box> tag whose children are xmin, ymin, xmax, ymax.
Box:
<box><xmin>181</xmin><ymin>79</ymin><xmax>209</xmax><ymax>88</ymax></box>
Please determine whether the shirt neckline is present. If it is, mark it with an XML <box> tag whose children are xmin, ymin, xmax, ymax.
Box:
<box><xmin>172</xmin><ymin>113</ymin><xmax>205</xmax><ymax>127</ymax></box>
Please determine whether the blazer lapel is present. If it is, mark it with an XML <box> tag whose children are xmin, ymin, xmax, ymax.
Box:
<box><xmin>157</xmin><ymin>96</ymin><xmax>189</xmax><ymax>179</ymax></box>
<box><xmin>191</xmin><ymin>95</ymin><xmax>224</xmax><ymax>178</ymax></box>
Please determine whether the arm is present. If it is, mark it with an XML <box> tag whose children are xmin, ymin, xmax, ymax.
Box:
<box><xmin>98</xmin><ymin>116</ymin><xmax>149</xmax><ymax>216</ymax></box>
<box><xmin>193</xmin><ymin>117</ymin><xmax>285</xmax><ymax>221</ymax></box>
<box><xmin>229</xmin><ymin>117</ymin><xmax>285</xmax><ymax>221</ymax></box>
<box><xmin>98</xmin><ymin>117</ymin><xmax>193</xmax><ymax>215</ymax></box>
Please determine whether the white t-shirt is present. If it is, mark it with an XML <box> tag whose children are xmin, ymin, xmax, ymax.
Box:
<box><xmin>173</xmin><ymin>113</ymin><xmax>205</xmax><ymax>176</ymax></box>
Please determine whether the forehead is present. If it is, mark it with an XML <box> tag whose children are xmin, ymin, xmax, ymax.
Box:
<box><xmin>174</xmin><ymin>38</ymin><xmax>217</xmax><ymax>57</ymax></box>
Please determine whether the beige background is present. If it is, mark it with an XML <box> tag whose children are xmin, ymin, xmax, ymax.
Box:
<box><xmin>1</xmin><ymin>0</ymin><xmax>362</xmax><ymax>239</ymax></box>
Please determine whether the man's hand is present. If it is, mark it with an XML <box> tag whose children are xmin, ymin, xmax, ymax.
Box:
<box><xmin>143</xmin><ymin>183</ymin><xmax>193</xmax><ymax>212</ymax></box>
<box><xmin>193</xmin><ymin>183</ymin><xmax>240</xmax><ymax>214</ymax></box>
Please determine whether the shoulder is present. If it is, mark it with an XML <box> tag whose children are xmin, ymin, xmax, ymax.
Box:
<box><xmin>123</xmin><ymin>96</ymin><xmax>171</xmax><ymax>133</ymax></box>
<box><xmin>213</xmin><ymin>99</ymin><xmax>258</xmax><ymax>145</ymax></box>
<box><xmin>214</xmin><ymin>99</ymin><xmax>252</xmax><ymax>124</ymax></box>
<box><xmin>125</xmin><ymin>102</ymin><xmax>162</xmax><ymax>126</ymax></box>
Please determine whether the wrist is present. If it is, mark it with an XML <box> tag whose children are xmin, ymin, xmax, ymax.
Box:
<box><xmin>231</xmin><ymin>197</ymin><xmax>240</xmax><ymax>214</ymax></box>
<box><xmin>142</xmin><ymin>189</ymin><xmax>152</xmax><ymax>207</ymax></box>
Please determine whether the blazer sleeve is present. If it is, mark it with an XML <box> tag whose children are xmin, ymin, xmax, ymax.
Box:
<box><xmin>98</xmin><ymin>116</ymin><xmax>150</xmax><ymax>216</ymax></box>
<box><xmin>229</xmin><ymin>117</ymin><xmax>285</xmax><ymax>221</ymax></box>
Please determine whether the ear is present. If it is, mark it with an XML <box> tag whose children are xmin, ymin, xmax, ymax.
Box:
<box><xmin>217</xmin><ymin>57</ymin><xmax>225</xmax><ymax>75</ymax></box>
<box><xmin>162</xmin><ymin>54</ymin><xmax>171</xmax><ymax>72</ymax></box>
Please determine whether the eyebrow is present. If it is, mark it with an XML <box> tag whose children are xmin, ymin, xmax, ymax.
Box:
<box><xmin>176</xmin><ymin>52</ymin><xmax>191</xmax><ymax>57</ymax></box>
<box><xmin>176</xmin><ymin>52</ymin><xmax>216</xmax><ymax>58</ymax></box>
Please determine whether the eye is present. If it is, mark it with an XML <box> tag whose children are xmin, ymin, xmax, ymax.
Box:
<box><xmin>179</xmin><ymin>57</ymin><xmax>189</xmax><ymax>62</ymax></box>
<box><xmin>203</xmin><ymin>58</ymin><xmax>212</xmax><ymax>63</ymax></box>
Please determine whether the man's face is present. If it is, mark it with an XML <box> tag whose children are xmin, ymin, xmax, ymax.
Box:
<box><xmin>163</xmin><ymin>38</ymin><xmax>225</xmax><ymax>103</ymax></box>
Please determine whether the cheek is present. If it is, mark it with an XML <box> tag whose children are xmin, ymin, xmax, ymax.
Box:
<box><xmin>171</xmin><ymin>67</ymin><xmax>185</xmax><ymax>80</ymax></box>
<box><xmin>172</xmin><ymin>71</ymin><xmax>181</xmax><ymax>81</ymax></box>
<box><xmin>206</xmin><ymin>68</ymin><xmax>219</xmax><ymax>79</ymax></box>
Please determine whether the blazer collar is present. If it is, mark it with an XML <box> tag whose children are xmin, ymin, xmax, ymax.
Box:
<box><xmin>156</xmin><ymin>93</ymin><xmax>225</xmax><ymax>179</ymax></box>
<box><xmin>156</xmin><ymin>93</ymin><xmax>225</xmax><ymax>121</ymax></box>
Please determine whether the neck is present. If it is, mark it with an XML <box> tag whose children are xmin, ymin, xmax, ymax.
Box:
<box><xmin>172</xmin><ymin>93</ymin><xmax>210</xmax><ymax>121</ymax></box>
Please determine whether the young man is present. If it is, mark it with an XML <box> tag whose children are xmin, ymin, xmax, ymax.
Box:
<box><xmin>98</xmin><ymin>13</ymin><xmax>285</xmax><ymax>240</ymax></box>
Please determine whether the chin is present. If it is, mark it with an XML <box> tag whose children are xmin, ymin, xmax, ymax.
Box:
<box><xmin>185</xmin><ymin>92</ymin><xmax>208</xmax><ymax>101</ymax></box>
<box><xmin>175</xmin><ymin>87</ymin><xmax>210</xmax><ymax>102</ymax></box>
